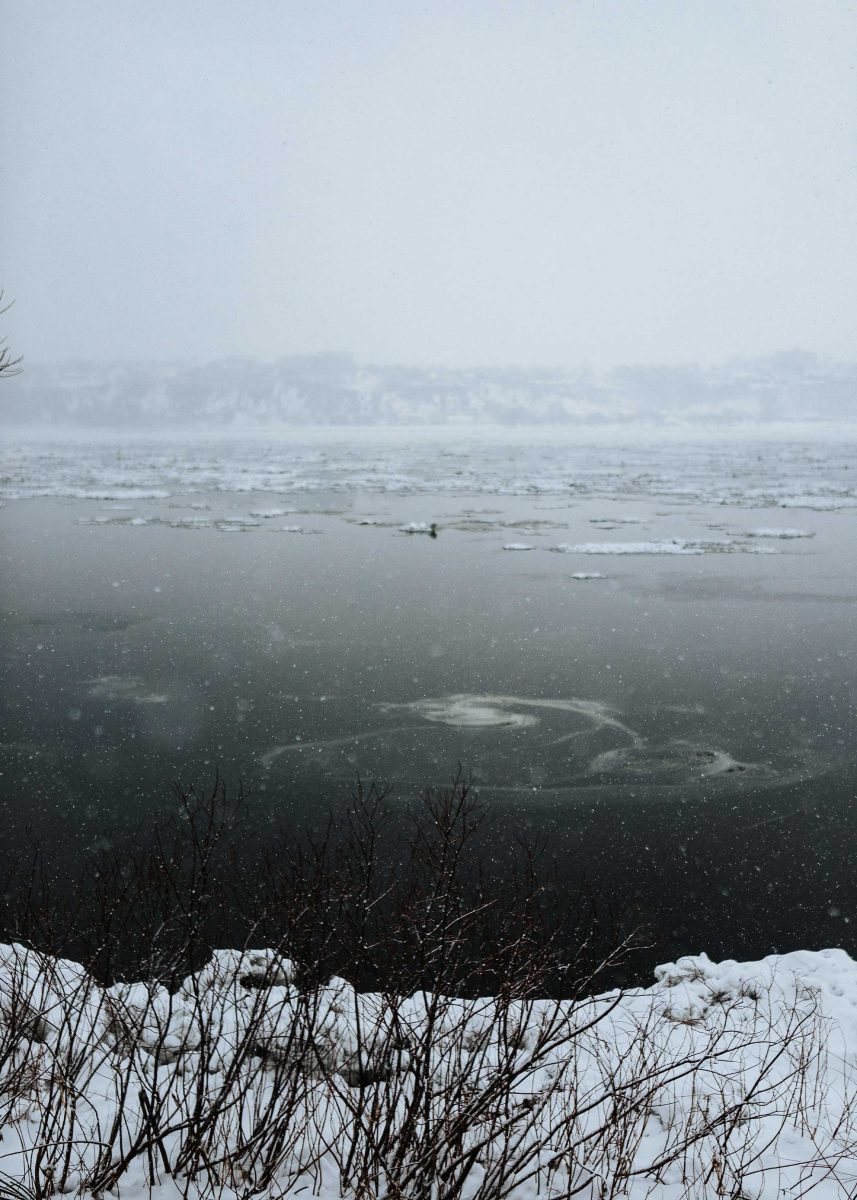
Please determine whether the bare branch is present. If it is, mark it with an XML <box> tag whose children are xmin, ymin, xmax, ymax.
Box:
<box><xmin>0</xmin><ymin>292</ymin><xmax>22</xmax><ymax>377</ymax></box>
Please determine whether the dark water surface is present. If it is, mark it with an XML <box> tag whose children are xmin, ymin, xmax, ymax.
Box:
<box><xmin>2</xmin><ymin>481</ymin><xmax>857</xmax><ymax>969</ymax></box>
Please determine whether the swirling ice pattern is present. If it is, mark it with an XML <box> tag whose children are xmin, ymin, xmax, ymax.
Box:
<box><xmin>262</xmin><ymin>693</ymin><xmax>763</xmax><ymax>788</ymax></box>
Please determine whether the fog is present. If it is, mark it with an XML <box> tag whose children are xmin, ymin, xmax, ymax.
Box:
<box><xmin>2</xmin><ymin>0</ymin><xmax>856</xmax><ymax>373</ymax></box>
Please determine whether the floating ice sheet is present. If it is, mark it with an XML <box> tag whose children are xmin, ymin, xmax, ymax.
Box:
<box><xmin>552</xmin><ymin>537</ymin><xmax>779</xmax><ymax>555</ymax></box>
<box><xmin>743</xmin><ymin>527</ymin><xmax>815</xmax><ymax>538</ymax></box>
<box><xmin>382</xmin><ymin>696</ymin><xmax>539</xmax><ymax>730</ymax></box>
<box><xmin>377</xmin><ymin>694</ymin><xmax>640</xmax><ymax>741</ymax></box>
<box><xmin>554</xmin><ymin>539</ymin><xmax>707</xmax><ymax>555</ymax></box>
<box><xmin>3</xmin><ymin>435</ymin><xmax>856</xmax><ymax>507</ymax></box>
<box><xmin>399</xmin><ymin>521</ymin><xmax>437</xmax><ymax>534</ymax></box>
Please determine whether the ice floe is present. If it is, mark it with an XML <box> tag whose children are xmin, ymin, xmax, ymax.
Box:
<box><xmin>378</xmin><ymin>694</ymin><xmax>640</xmax><ymax>743</ymax></box>
<box><xmin>382</xmin><ymin>695</ymin><xmax>540</xmax><ymax>730</ymax></box>
<box><xmin>3</xmin><ymin>434</ymin><xmax>856</xmax><ymax>509</ymax></box>
<box><xmin>80</xmin><ymin>488</ymin><xmax>171</xmax><ymax>500</ymax></box>
<box><xmin>552</xmin><ymin>537</ymin><xmax>780</xmax><ymax>555</ymax></box>
<box><xmin>743</xmin><ymin>526</ymin><xmax>815</xmax><ymax>538</ymax></box>
<box><xmin>554</xmin><ymin>539</ymin><xmax>708</xmax><ymax>555</ymax></box>
<box><xmin>399</xmin><ymin>521</ymin><xmax>438</xmax><ymax>534</ymax></box>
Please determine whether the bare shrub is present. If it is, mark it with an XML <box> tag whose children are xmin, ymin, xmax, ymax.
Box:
<box><xmin>0</xmin><ymin>775</ymin><xmax>853</xmax><ymax>1198</ymax></box>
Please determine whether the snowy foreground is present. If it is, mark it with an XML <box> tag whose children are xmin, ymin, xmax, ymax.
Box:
<box><xmin>3</xmin><ymin>945</ymin><xmax>857</xmax><ymax>1198</ymax></box>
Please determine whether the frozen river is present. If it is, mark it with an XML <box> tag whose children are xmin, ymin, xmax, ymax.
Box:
<box><xmin>2</xmin><ymin>428</ymin><xmax>857</xmax><ymax>969</ymax></box>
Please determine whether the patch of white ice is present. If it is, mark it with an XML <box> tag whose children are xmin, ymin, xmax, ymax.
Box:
<box><xmin>399</xmin><ymin>521</ymin><xmax>438</xmax><ymax>534</ymax></box>
<box><xmin>553</xmin><ymin>537</ymin><xmax>773</xmax><ymax>555</ymax></box>
<box><xmin>379</xmin><ymin>694</ymin><xmax>641</xmax><ymax>743</ymax></box>
<box><xmin>396</xmin><ymin>696</ymin><xmax>538</xmax><ymax>729</ymax></box>
<box><xmin>553</xmin><ymin>539</ymin><xmax>707</xmax><ymax>555</ymax></box>
<box><xmin>744</xmin><ymin>527</ymin><xmax>815</xmax><ymax>538</ymax></box>
<box><xmin>215</xmin><ymin>516</ymin><xmax>261</xmax><ymax>532</ymax></box>
<box><xmin>80</xmin><ymin>488</ymin><xmax>170</xmax><ymax>500</ymax></box>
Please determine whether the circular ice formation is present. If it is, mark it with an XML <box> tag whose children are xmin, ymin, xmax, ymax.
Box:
<box><xmin>378</xmin><ymin>694</ymin><xmax>639</xmax><ymax>740</ymax></box>
<box><xmin>402</xmin><ymin>695</ymin><xmax>539</xmax><ymax>729</ymax></box>
<box><xmin>589</xmin><ymin>741</ymin><xmax>757</xmax><ymax>782</ymax></box>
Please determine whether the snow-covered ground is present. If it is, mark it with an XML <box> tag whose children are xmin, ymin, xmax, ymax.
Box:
<box><xmin>2</xmin><ymin>943</ymin><xmax>857</xmax><ymax>1197</ymax></box>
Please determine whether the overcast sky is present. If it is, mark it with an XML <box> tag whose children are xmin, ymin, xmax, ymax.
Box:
<box><xmin>2</xmin><ymin>1</ymin><xmax>856</xmax><ymax>367</ymax></box>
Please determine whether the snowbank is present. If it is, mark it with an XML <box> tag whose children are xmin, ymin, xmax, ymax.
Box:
<box><xmin>2</xmin><ymin>943</ymin><xmax>857</xmax><ymax>1197</ymax></box>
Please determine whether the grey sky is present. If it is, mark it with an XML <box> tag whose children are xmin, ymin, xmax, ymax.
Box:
<box><xmin>2</xmin><ymin>0</ymin><xmax>856</xmax><ymax>367</ymax></box>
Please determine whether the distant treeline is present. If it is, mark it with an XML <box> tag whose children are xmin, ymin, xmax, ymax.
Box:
<box><xmin>5</xmin><ymin>349</ymin><xmax>856</xmax><ymax>426</ymax></box>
